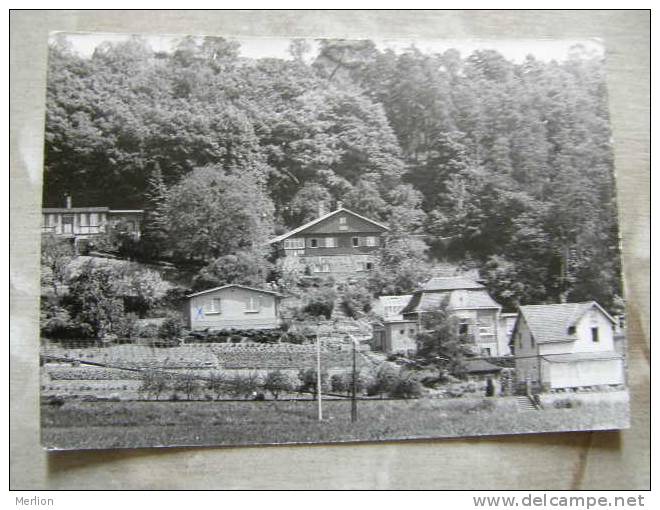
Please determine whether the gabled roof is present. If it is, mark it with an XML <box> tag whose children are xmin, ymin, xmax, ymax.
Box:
<box><xmin>423</xmin><ymin>276</ymin><xmax>485</xmax><ymax>291</ymax></box>
<box><xmin>465</xmin><ymin>358</ymin><xmax>502</xmax><ymax>374</ymax></box>
<box><xmin>400</xmin><ymin>287</ymin><xmax>501</xmax><ymax>315</ymax></box>
<box><xmin>514</xmin><ymin>301</ymin><xmax>615</xmax><ymax>345</ymax></box>
<box><xmin>186</xmin><ymin>284</ymin><xmax>285</xmax><ymax>299</ymax></box>
<box><xmin>269</xmin><ymin>207</ymin><xmax>389</xmax><ymax>244</ymax></box>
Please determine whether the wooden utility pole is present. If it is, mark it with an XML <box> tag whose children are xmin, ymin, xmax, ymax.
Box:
<box><xmin>316</xmin><ymin>325</ymin><xmax>323</xmax><ymax>421</ymax></box>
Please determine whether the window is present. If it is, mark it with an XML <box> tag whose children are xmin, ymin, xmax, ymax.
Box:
<box><xmin>245</xmin><ymin>296</ymin><xmax>261</xmax><ymax>313</ymax></box>
<box><xmin>400</xmin><ymin>329</ymin><xmax>405</xmax><ymax>335</ymax></box>
<box><xmin>458</xmin><ymin>321</ymin><xmax>469</xmax><ymax>336</ymax></box>
<box><xmin>352</xmin><ymin>237</ymin><xmax>359</xmax><ymax>247</ymax></box>
<box><xmin>325</xmin><ymin>237</ymin><xmax>337</xmax><ymax>248</ymax></box>
<box><xmin>568</xmin><ymin>325</ymin><xmax>576</xmax><ymax>335</ymax></box>
<box><xmin>207</xmin><ymin>298</ymin><xmax>222</xmax><ymax>314</ymax></box>
<box><xmin>339</xmin><ymin>216</ymin><xmax>347</xmax><ymax>225</ymax></box>
<box><xmin>365</xmin><ymin>236</ymin><xmax>378</xmax><ymax>247</ymax></box>
<box><xmin>530</xmin><ymin>336</ymin><xmax>535</xmax><ymax>348</ymax></box>
<box><xmin>409</xmin><ymin>329</ymin><xmax>416</xmax><ymax>335</ymax></box>
<box><xmin>284</xmin><ymin>238</ymin><xmax>305</xmax><ymax>250</ymax></box>
<box><xmin>591</xmin><ymin>327</ymin><xmax>599</xmax><ymax>343</ymax></box>
<box><xmin>309</xmin><ymin>238</ymin><xmax>318</xmax><ymax>248</ymax></box>
<box><xmin>481</xmin><ymin>348</ymin><xmax>492</xmax><ymax>357</ymax></box>
<box><xmin>366</xmin><ymin>262</ymin><xmax>373</xmax><ymax>270</ymax></box>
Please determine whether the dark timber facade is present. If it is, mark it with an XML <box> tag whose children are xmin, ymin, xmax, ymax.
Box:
<box><xmin>269</xmin><ymin>208</ymin><xmax>388</xmax><ymax>279</ymax></box>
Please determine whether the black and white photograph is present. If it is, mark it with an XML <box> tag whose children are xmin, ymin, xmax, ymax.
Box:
<box><xmin>38</xmin><ymin>32</ymin><xmax>630</xmax><ymax>450</ymax></box>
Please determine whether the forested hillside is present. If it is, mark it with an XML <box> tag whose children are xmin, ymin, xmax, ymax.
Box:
<box><xmin>43</xmin><ymin>36</ymin><xmax>623</xmax><ymax>312</ymax></box>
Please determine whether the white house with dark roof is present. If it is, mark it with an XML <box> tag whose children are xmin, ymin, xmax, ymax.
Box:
<box><xmin>184</xmin><ymin>284</ymin><xmax>285</xmax><ymax>331</ymax></box>
<box><xmin>400</xmin><ymin>276</ymin><xmax>506</xmax><ymax>357</ymax></box>
<box><xmin>511</xmin><ymin>301</ymin><xmax>625</xmax><ymax>391</ymax></box>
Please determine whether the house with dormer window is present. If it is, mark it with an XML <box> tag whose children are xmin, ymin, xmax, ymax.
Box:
<box><xmin>510</xmin><ymin>301</ymin><xmax>625</xmax><ymax>391</ymax></box>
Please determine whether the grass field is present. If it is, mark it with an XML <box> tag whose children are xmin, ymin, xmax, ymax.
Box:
<box><xmin>41</xmin><ymin>392</ymin><xmax>629</xmax><ymax>450</ymax></box>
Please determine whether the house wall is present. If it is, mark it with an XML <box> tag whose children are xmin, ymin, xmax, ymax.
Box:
<box><xmin>386</xmin><ymin>322</ymin><xmax>418</xmax><ymax>353</ymax></box>
<box><xmin>513</xmin><ymin>316</ymin><xmax>541</xmax><ymax>385</ymax></box>
<box><xmin>453</xmin><ymin>308</ymin><xmax>501</xmax><ymax>356</ymax></box>
<box><xmin>42</xmin><ymin>211</ymin><xmax>108</xmax><ymax>237</ymax></box>
<box><xmin>187</xmin><ymin>287</ymin><xmax>280</xmax><ymax>331</ymax></box>
<box><xmin>546</xmin><ymin>359</ymin><xmax>624</xmax><ymax>388</ymax></box>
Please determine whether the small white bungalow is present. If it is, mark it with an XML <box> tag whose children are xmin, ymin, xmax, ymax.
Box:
<box><xmin>511</xmin><ymin>301</ymin><xmax>625</xmax><ymax>391</ymax></box>
<box><xmin>184</xmin><ymin>284</ymin><xmax>285</xmax><ymax>331</ymax></box>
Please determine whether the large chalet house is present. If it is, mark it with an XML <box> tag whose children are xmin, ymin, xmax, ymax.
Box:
<box><xmin>511</xmin><ymin>301</ymin><xmax>625</xmax><ymax>391</ymax></box>
<box><xmin>400</xmin><ymin>276</ymin><xmax>507</xmax><ymax>357</ymax></box>
<box><xmin>42</xmin><ymin>195</ymin><xmax>143</xmax><ymax>249</ymax></box>
<box><xmin>269</xmin><ymin>206</ymin><xmax>389</xmax><ymax>278</ymax></box>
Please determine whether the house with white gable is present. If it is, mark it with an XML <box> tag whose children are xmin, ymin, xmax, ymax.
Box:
<box><xmin>511</xmin><ymin>301</ymin><xmax>625</xmax><ymax>392</ymax></box>
<box><xmin>400</xmin><ymin>276</ymin><xmax>505</xmax><ymax>357</ymax></box>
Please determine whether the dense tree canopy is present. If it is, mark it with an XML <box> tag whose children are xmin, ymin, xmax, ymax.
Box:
<box><xmin>44</xmin><ymin>36</ymin><xmax>622</xmax><ymax>311</ymax></box>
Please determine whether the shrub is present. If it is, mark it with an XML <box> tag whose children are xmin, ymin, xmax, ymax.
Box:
<box><xmin>297</xmin><ymin>367</ymin><xmax>330</xmax><ymax>396</ymax></box>
<box><xmin>369</xmin><ymin>364</ymin><xmax>400</xmax><ymax>397</ymax></box>
<box><xmin>173</xmin><ymin>372</ymin><xmax>202</xmax><ymax>400</ymax></box>
<box><xmin>229</xmin><ymin>372</ymin><xmax>260</xmax><ymax>399</ymax></box>
<box><xmin>158</xmin><ymin>315</ymin><xmax>184</xmax><ymax>339</ymax></box>
<box><xmin>264</xmin><ymin>370</ymin><xmax>294</xmax><ymax>399</ymax></box>
<box><xmin>139</xmin><ymin>371</ymin><xmax>170</xmax><ymax>400</ymax></box>
<box><xmin>206</xmin><ymin>372</ymin><xmax>228</xmax><ymax>400</ymax></box>
<box><xmin>331</xmin><ymin>373</ymin><xmax>348</xmax><ymax>394</ymax></box>
<box><xmin>301</xmin><ymin>287</ymin><xmax>336</xmax><ymax>319</ymax></box>
<box><xmin>339</xmin><ymin>282</ymin><xmax>373</xmax><ymax>319</ymax></box>
<box><xmin>390</xmin><ymin>373</ymin><xmax>423</xmax><ymax>399</ymax></box>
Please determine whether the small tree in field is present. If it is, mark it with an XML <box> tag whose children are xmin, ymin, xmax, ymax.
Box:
<box><xmin>331</xmin><ymin>373</ymin><xmax>348</xmax><ymax>394</ymax></box>
<box><xmin>139</xmin><ymin>371</ymin><xmax>170</xmax><ymax>400</ymax></box>
<box><xmin>206</xmin><ymin>372</ymin><xmax>227</xmax><ymax>400</ymax></box>
<box><xmin>264</xmin><ymin>370</ymin><xmax>293</xmax><ymax>400</ymax></box>
<box><xmin>174</xmin><ymin>372</ymin><xmax>202</xmax><ymax>400</ymax></box>
<box><xmin>369</xmin><ymin>364</ymin><xmax>399</xmax><ymax>398</ymax></box>
<box><xmin>298</xmin><ymin>367</ymin><xmax>329</xmax><ymax>398</ymax></box>
<box><xmin>230</xmin><ymin>372</ymin><xmax>260</xmax><ymax>399</ymax></box>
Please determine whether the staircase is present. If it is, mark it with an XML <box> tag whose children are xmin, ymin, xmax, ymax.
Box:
<box><xmin>516</xmin><ymin>395</ymin><xmax>539</xmax><ymax>412</ymax></box>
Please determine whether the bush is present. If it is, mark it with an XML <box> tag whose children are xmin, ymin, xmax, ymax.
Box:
<box><xmin>301</xmin><ymin>286</ymin><xmax>336</xmax><ymax>319</ymax></box>
<box><xmin>173</xmin><ymin>372</ymin><xmax>202</xmax><ymax>400</ymax></box>
<box><xmin>369</xmin><ymin>364</ymin><xmax>400</xmax><ymax>397</ymax></box>
<box><xmin>206</xmin><ymin>372</ymin><xmax>228</xmax><ymax>400</ymax></box>
<box><xmin>331</xmin><ymin>373</ymin><xmax>348</xmax><ymax>394</ymax></box>
<box><xmin>139</xmin><ymin>371</ymin><xmax>171</xmax><ymax>400</ymax></box>
<box><xmin>339</xmin><ymin>282</ymin><xmax>373</xmax><ymax>319</ymax></box>
<box><xmin>390</xmin><ymin>373</ymin><xmax>423</xmax><ymax>399</ymax></box>
<box><xmin>298</xmin><ymin>367</ymin><xmax>330</xmax><ymax>396</ymax></box>
<box><xmin>229</xmin><ymin>372</ymin><xmax>260</xmax><ymax>399</ymax></box>
<box><xmin>158</xmin><ymin>315</ymin><xmax>184</xmax><ymax>339</ymax></box>
<box><xmin>263</xmin><ymin>370</ymin><xmax>294</xmax><ymax>399</ymax></box>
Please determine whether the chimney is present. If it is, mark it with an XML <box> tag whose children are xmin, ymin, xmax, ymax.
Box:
<box><xmin>318</xmin><ymin>202</ymin><xmax>326</xmax><ymax>218</ymax></box>
<box><xmin>337</xmin><ymin>200</ymin><xmax>343</xmax><ymax>209</ymax></box>
<box><xmin>65</xmin><ymin>193</ymin><xmax>72</xmax><ymax>209</ymax></box>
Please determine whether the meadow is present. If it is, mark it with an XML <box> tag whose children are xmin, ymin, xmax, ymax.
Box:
<box><xmin>41</xmin><ymin>392</ymin><xmax>629</xmax><ymax>450</ymax></box>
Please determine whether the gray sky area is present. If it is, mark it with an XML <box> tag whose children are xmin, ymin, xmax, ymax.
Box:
<box><xmin>55</xmin><ymin>32</ymin><xmax>604</xmax><ymax>62</ymax></box>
